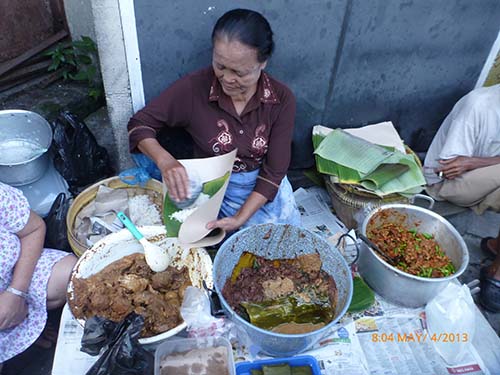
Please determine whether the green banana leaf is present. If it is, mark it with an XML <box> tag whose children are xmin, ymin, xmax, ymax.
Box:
<box><xmin>315</xmin><ymin>129</ymin><xmax>394</xmax><ymax>174</ymax></box>
<box><xmin>313</xmin><ymin>126</ymin><xmax>425</xmax><ymax>196</ymax></box>
<box><xmin>291</xmin><ymin>367</ymin><xmax>313</xmax><ymax>375</ymax></box>
<box><xmin>202</xmin><ymin>171</ymin><xmax>230</xmax><ymax>196</ymax></box>
<box><xmin>163</xmin><ymin>171</ymin><xmax>230</xmax><ymax>237</ymax></box>
<box><xmin>348</xmin><ymin>276</ymin><xmax>375</xmax><ymax>312</ymax></box>
<box><xmin>241</xmin><ymin>294</ymin><xmax>334</xmax><ymax>331</ymax></box>
<box><xmin>263</xmin><ymin>364</ymin><xmax>291</xmax><ymax>375</ymax></box>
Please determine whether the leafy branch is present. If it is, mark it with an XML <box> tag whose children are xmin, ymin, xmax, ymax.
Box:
<box><xmin>46</xmin><ymin>36</ymin><xmax>103</xmax><ymax>100</ymax></box>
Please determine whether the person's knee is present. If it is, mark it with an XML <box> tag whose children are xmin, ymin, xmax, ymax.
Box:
<box><xmin>46</xmin><ymin>254</ymin><xmax>77</xmax><ymax>309</ymax></box>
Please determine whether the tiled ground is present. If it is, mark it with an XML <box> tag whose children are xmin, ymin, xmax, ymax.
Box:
<box><xmin>2</xmin><ymin>202</ymin><xmax>499</xmax><ymax>374</ymax></box>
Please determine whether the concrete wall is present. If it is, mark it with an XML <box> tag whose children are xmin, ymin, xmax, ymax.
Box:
<box><xmin>133</xmin><ymin>0</ymin><xmax>500</xmax><ymax>169</ymax></box>
<box><xmin>90</xmin><ymin>0</ymin><xmax>134</xmax><ymax>171</ymax></box>
<box><xmin>64</xmin><ymin>0</ymin><xmax>96</xmax><ymax>41</ymax></box>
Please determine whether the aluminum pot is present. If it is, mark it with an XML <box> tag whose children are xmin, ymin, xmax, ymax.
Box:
<box><xmin>0</xmin><ymin>110</ymin><xmax>52</xmax><ymax>186</ymax></box>
<box><xmin>358</xmin><ymin>204</ymin><xmax>469</xmax><ymax>307</ymax></box>
<box><xmin>213</xmin><ymin>223</ymin><xmax>353</xmax><ymax>357</ymax></box>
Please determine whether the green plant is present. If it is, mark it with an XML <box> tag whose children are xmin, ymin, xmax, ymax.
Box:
<box><xmin>46</xmin><ymin>36</ymin><xmax>103</xmax><ymax>100</ymax></box>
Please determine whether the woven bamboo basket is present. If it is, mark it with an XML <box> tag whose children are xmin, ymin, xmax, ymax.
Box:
<box><xmin>325</xmin><ymin>147</ymin><xmax>423</xmax><ymax>229</ymax></box>
<box><xmin>67</xmin><ymin>176</ymin><xmax>164</xmax><ymax>257</ymax></box>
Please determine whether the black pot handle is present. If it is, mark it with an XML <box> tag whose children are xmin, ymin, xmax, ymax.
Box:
<box><xmin>336</xmin><ymin>232</ymin><xmax>359</xmax><ymax>266</ymax></box>
<box><xmin>202</xmin><ymin>280</ymin><xmax>226</xmax><ymax>318</ymax></box>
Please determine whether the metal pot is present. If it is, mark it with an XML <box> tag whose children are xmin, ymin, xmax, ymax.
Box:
<box><xmin>0</xmin><ymin>110</ymin><xmax>52</xmax><ymax>186</ymax></box>
<box><xmin>358</xmin><ymin>204</ymin><xmax>469</xmax><ymax>307</ymax></box>
<box><xmin>213</xmin><ymin>223</ymin><xmax>353</xmax><ymax>357</ymax></box>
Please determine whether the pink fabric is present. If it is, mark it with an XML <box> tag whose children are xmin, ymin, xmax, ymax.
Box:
<box><xmin>0</xmin><ymin>182</ymin><xmax>68</xmax><ymax>362</ymax></box>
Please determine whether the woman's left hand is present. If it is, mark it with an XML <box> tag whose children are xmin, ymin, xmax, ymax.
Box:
<box><xmin>0</xmin><ymin>291</ymin><xmax>28</xmax><ymax>330</ymax></box>
<box><xmin>206</xmin><ymin>215</ymin><xmax>245</xmax><ymax>233</ymax></box>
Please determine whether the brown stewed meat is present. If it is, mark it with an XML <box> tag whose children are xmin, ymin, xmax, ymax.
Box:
<box><xmin>70</xmin><ymin>253</ymin><xmax>191</xmax><ymax>337</ymax></box>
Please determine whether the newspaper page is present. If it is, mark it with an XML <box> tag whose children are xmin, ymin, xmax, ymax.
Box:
<box><xmin>52</xmin><ymin>305</ymin><xmax>97</xmax><ymax>374</ymax></box>
<box><xmin>294</xmin><ymin>186</ymin><xmax>358</xmax><ymax>264</ymax></box>
<box><xmin>349</xmin><ymin>294</ymin><xmax>494</xmax><ymax>375</ymax></box>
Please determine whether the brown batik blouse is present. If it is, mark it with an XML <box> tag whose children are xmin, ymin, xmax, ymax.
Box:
<box><xmin>127</xmin><ymin>67</ymin><xmax>296</xmax><ymax>201</ymax></box>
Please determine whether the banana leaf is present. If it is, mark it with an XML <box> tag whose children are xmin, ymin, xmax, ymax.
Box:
<box><xmin>291</xmin><ymin>367</ymin><xmax>313</xmax><ymax>375</ymax></box>
<box><xmin>263</xmin><ymin>364</ymin><xmax>291</xmax><ymax>375</ymax></box>
<box><xmin>313</xmin><ymin>126</ymin><xmax>425</xmax><ymax>196</ymax></box>
<box><xmin>163</xmin><ymin>171</ymin><xmax>230</xmax><ymax>236</ymax></box>
<box><xmin>241</xmin><ymin>294</ymin><xmax>334</xmax><ymax>331</ymax></box>
<box><xmin>348</xmin><ymin>276</ymin><xmax>375</xmax><ymax>312</ymax></box>
<box><xmin>230</xmin><ymin>252</ymin><xmax>256</xmax><ymax>283</ymax></box>
<box><xmin>315</xmin><ymin>129</ymin><xmax>394</xmax><ymax>174</ymax></box>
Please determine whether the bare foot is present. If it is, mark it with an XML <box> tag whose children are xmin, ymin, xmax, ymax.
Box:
<box><xmin>486</xmin><ymin>238</ymin><xmax>498</xmax><ymax>254</ymax></box>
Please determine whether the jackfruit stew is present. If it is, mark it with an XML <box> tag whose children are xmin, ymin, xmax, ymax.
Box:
<box><xmin>69</xmin><ymin>253</ymin><xmax>191</xmax><ymax>337</ymax></box>
<box><xmin>222</xmin><ymin>252</ymin><xmax>337</xmax><ymax>334</ymax></box>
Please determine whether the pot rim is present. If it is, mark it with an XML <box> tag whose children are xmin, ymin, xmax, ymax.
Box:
<box><xmin>0</xmin><ymin>110</ymin><xmax>52</xmax><ymax>166</ymax></box>
<box><xmin>361</xmin><ymin>203</ymin><xmax>469</xmax><ymax>282</ymax></box>
<box><xmin>213</xmin><ymin>223</ymin><xmax>353</xmax><ymax>339</ymax></box>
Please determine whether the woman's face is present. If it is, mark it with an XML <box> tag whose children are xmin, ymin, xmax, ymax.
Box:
<box><xmin>212</xmin><ymin>37</ymin><xmax>267</xmax><ymax>99</ymax></box>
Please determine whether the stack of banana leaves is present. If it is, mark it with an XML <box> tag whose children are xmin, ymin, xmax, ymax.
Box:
<box><xmin>312</xmin><ymin>124</ymin><xmax>426</xmax><ymax>198</ymax></box>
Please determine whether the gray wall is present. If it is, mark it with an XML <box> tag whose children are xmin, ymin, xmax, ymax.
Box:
<box><xmin>134</xmin><ymin>0</ymin><xmax>500</xmax><ymax>169</ymax></box>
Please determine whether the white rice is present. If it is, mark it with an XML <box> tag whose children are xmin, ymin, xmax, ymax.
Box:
<box><xmin>169</xmin><ymin>192</ymin><xmax>211</xmax><ymax>223</ymax></box>
<box><xmin>128</xmin><ymin>195</ymin><xmax>162</xmax><ymax>226</ymax></box>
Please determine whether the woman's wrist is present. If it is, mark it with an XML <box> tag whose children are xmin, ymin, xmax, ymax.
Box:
<box><xmin>6</xmin><ymin>286</ymin><xmax>29</xmax><ymax>299</ymax></box>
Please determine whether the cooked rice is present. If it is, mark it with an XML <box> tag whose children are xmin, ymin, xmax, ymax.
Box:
<box><xmin>128</xmin><ymin>195</ymin><xmax>162</xmax><ymax>226</ymax></box>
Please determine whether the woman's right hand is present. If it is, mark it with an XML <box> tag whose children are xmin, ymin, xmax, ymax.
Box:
<box><xmin>158</xmin><ymin>158</ymin><xmax>190</xmax><ymax>202</ymax></box>
<box><xmin>0</xmin><ymin>291</ymin><xmax>28</xmax><ymax>330</ymax></box>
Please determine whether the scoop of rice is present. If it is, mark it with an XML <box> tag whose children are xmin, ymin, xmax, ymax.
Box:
<box><xmin>128</xmin><ymin>195</ymin><xmax>162</xmax><ymax>226</ymax></box>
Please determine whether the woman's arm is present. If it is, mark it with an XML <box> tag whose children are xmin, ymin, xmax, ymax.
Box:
<box><xmin>137</xmin><ymin>138</ymin><xmax>189</xmax><ymax>201</ymax></box>
<box><xmin>0</xmin><ymin>210</ymin><xmax>44</xmax><ymax>330</ymax></box>
<box><xmin>207</xmin><ymin>191</ymin><xmax>267</xmax><ymax>232</ymax></box>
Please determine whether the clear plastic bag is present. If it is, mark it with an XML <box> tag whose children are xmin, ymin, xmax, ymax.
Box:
<box><xmin>425</xmin><ymin>283</ymin><xmax>475</xmax><ymax>365</ymax></box>
<box><xmin>180</xmin><ymin>286</ymin><xmax>226</xmax><ymax>338</ymax></box>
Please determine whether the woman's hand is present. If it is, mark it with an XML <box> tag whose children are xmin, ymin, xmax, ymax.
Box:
<box><xmin>206</xmin><ymin>215</ymin><xmax>245</xmax><ymax>233</ymax></box>
<box><xmin>0</xmin><ymin>292</ymin><xmax>28</xmax><ymax>330</ymax></box>
<box><xmin>158</xmin><ymin>158</ymin><xmax>190</xmax><ymax>202</ymax></box>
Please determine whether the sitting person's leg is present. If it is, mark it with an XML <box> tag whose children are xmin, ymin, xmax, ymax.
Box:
<box><xmin>430</xmin><ymin>164</ymin><xmax>500</xmax><ymax>213</ymax></box>
<box><xmin>480</xmin><ymin>229</ymin><xmax>500</xmax><ymax>312</ymax></box>
<box><xmin>46</xmin><ymin>254</ymin><xmax>77</xmax><ymax>310</ymax></box>
<box><xmin>34</xmin><ymin>254</ymin><xmax>77</xmax><ymax>349</ymax></box>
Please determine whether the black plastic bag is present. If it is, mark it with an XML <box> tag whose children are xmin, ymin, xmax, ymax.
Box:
<box><xmin>52</xmin><ymin>111</ymin><xmax>114</xmax><ymax>194</ymax></box>
<box><xmin>44</xmin><ymin>192</ymin><xmax>72</xmax><ymax>252</ymax></box>
<box><xmin>81</xmin><ymin>313</ymin><xmax>154</xmax><ymax>375</ymax></box>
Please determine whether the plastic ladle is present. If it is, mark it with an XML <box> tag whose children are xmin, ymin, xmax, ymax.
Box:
<box><xmin>117</xmin><ymin>211</ymin><xmax>171</xmax><ymax>272</ymax></box>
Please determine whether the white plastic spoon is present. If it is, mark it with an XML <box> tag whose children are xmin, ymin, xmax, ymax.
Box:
<box><xmin>117</xmin><ymin>211</ymin><xmax>171</xmax><ymax>272</ymax></box>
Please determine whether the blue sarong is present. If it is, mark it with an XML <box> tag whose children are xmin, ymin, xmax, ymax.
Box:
<box><xmin>220</xmin><ymin>169</ymin><xmax>301</xmax><ymax>228</ymax></box>
<box><xmin>127</xmin><ymin>154</ymin><xmax>301</xmax><ymax>228</ymax></box>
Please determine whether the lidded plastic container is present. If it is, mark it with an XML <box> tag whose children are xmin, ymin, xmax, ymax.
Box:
<box><xmin>154</xmin><ymin>336</ymin><xmax>235</xmax><ymax>375</ymax></box>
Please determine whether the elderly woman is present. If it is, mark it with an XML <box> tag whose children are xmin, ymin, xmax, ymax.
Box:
<box><xmin>127</xmin><ymin>8</ymin><xmax>301</xmax><ymax>232</ymax></box>
<box><xmin>0</xmin><ymin>182</ymin><xmax>76</xmax><ymax>369</ymax></box>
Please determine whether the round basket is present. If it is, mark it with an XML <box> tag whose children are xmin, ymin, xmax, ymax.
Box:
<box><xmin>325</xmin><ymin>179</ymin><xmax>410</xmax><ymax>229</ymax></box>
<box><xmin>325</xmin><ymin>146</ymin><xmax>422</xmax><ymax>229</ymax></box>
<box><xmin>67</xmin><ymin>176</ymin><xmax>164</xmax><ymax>257</ymax></box>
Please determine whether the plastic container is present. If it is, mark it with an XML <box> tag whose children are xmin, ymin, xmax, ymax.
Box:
<box><xmin>154</xmin><ymin>336</ymin><xmax>235</xmax><ymax>375</ymax></box>
<box><xmin>236</xmin><ymin>355</ymin><xmax>321</xmax><ymax>375</ymax></box>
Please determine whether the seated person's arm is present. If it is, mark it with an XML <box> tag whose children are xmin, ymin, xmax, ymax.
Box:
<box><xmin>128</xmin><ymin>76</ymin><xmax>193</xmax><ymax>201</ymax></box>
<box><xmin>436</xmin><ymin>156</ymin><xmax>500</xmax><ymax>180</ymax></box>
<box><xmin>0</xmin><ymin>210</ymin><xmax>44</xmax><ymax>330</ymax></box>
